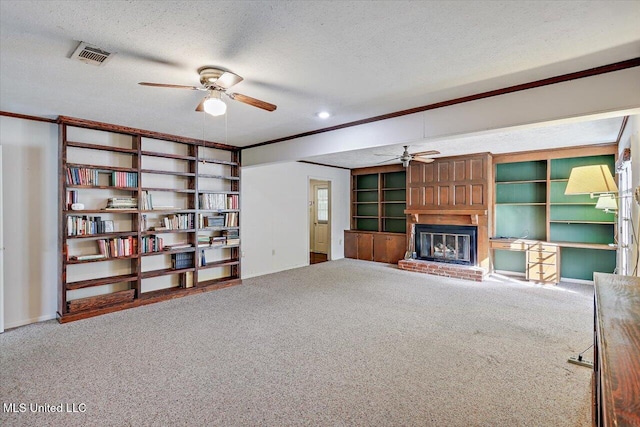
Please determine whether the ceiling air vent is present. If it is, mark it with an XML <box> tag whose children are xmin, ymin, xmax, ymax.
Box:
<box><xmin>70</xmin><ymin>42</ymin><xmax>114</xmax><ymax>66</ymax></box>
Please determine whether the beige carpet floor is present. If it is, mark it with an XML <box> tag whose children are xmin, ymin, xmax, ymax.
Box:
<box><xmin>1</xmin><ymin>259</ymin><xmax>594</xmax><ymax>426</ymax></box>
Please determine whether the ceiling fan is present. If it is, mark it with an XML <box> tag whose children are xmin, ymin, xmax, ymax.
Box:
<box><xmin>377</xmin><ymin>146</ymin><xmax>440</xmax><ymax>167</ymax></box>
<box><xmin>139</xmin><ymin>66</ymin><xmax>277</xmax><ymax>116</ymax></box>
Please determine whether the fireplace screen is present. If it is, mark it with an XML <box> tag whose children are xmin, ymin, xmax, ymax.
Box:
<box><xmin>420</xmin><ymin>232</ymin><xmax>470</xmax><ymax>263</ymax></box>
<box><xmin>414</xmin><ymin>224</ymin><xmax>477</xmax><ymax>265</ymax></box>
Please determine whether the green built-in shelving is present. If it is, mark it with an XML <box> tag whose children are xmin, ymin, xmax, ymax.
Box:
<box><xmin>352</xmin><ymin>170</ymin><xmax>406</xmax><ymax>233</ymax></box>
<box><xmin>494</xmin><ymin>153</ymin><xmax>617</xmax><ymax>281</ymax></box>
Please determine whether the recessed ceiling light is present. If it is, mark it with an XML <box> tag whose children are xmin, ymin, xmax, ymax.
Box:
<box><xmin>317</xmin><ymin>111</ymin><xmax>331</xmax><ymax>119</ymax></box>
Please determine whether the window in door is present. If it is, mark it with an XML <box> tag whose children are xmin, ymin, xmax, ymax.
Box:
<box><xmin>317</xmin><ymin>187</ymin><xmax>328</xmax><ymax>223</ymax></box>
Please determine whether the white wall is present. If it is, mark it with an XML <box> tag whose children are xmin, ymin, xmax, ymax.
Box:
<box><xmin>0</xmin><ymin>116</ymin><xmax>58</xmax><ymax>328</ymax></box>
<box><xmin>240</xmin><ymin>162</ymin><xmax>350</xmax><ymax>278</ymax></box>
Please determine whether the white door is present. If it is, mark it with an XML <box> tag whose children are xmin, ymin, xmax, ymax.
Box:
<box><xmin>311</xmin><ymin>182</ymin><xmax>329</xmax><ymax>254</ymax></box>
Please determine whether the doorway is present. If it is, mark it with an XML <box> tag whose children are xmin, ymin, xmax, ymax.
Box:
<box><xmin>309</xmin><ymin>179</ymin><xmax>331</xmax><ymax>264</ymax></box>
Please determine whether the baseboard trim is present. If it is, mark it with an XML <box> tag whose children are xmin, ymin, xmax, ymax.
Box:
<box><xmin>4</xmin><ymin>313</ymin><xmax>57</xmax><ymax>330</ymax></box>
<box><xmin>242</xmin><ymin>263</ymin><xmax>310</xmax><ymax>280</ymax></box>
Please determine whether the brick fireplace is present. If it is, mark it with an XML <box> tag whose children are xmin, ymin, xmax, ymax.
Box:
<box><xmin>397</xmin><ymin>153</ymin><xmax>492</xmax><ymax>281</ymax></box>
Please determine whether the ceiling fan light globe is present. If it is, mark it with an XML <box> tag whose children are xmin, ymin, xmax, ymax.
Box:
<box><xmin>203</xmin><ymin>97</ymin><xmax>227</xmax><ymax>116</ymax></box>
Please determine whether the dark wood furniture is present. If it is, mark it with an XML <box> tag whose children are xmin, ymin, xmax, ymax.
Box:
<box><xmin>346</xmin><ymin>165</ymin><xmax>407</xmax><ymax>264</ymax></box>
<box><xmin>344</xmin><ymin>230</ymin><xmax>405</xmax><ymax>264</ymax></box>
<box><xmin>593</xmin><ymin>272</ymin><xmax>640</xmax><ymax>426</ymax></box>
<box><xmin>58</xmin><ymin>116</ymin><xmax>241</xmax><ymax>323</ymax></box>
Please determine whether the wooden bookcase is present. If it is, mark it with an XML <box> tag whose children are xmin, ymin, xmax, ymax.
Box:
<box><xmin>492</xmin><ymin>146</ymin><xmax>617</xmax><ymax>281</ymax></box>
<box><xmin>351</xmin><ymin>165</ymin><xmax>406</xmax><ymax>233</ymax></box>
<box><xmin>346</xmin><ymin>165</ymin><xmax>407</xmax><ymax>264</ymax></box>
<box><xmin>58</xmin><ymin>116</ymin><xmax>241</xmax><ymax>322</ymax></box>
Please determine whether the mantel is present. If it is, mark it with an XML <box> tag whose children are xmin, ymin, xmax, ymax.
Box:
<box><xmin>404</xmin><ymin>209</ymin><xmax>488</xmax><ymax>225</ymax></box>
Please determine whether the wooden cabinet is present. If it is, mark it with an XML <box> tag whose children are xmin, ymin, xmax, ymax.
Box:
<box><xmin>345</xmin><ymin>231</ymin><xmax>405</xmax><ymax>263</ymax></box>
<box><xmin>525</xmin><ymin>242</ymin><xmax>559</xmax><ymax>283</ymax></box>
<box><xmin>489</xmin><ymin>239</ymin><xmax>560</xmax><ymax>284</ymax></box>
<box><xmin>58</xmin><ymin>116</ymin><xmax>241</xmax><ymax>323</ymax></box>
<box><xmin>373</xmin><ymin>233</ymin><xmax>406</xmax><ymax>263</ymax></box>
<box><xmin>593</xmin><ymin>273</ymin><xmax>640</xmax><ymax>427</ymax></box>
<box><xmin>344</xmin><ymin>231</ymin><xmax>373</xmax><ymax>261</ymax></box>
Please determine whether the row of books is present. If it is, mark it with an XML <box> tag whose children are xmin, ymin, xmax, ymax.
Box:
<box><xmin>223</xmin><ymin>229</ymin><xmax>240</xmax><ymax>246</ymax></box>
<box><xmin>67</xmin><ymin>216</ymin><xmax>115</xmax><ymax>236</ymax></box>
<box><xmin>97</xmin><ymin>236</ymin><xmax>137</xmax><ymax>258</ymax></box>
<box><xmin>140</xmin><ymin>235</ymin><xmax>164</xmax><ymax>253</ymax></box>
<box><xmin>152</xmin><ymin>214</ymin><xmax>195</xmax><ymax>230</ymax></box>
<box><xmin>66</xmin><ymin>167</ymin><xmax>100</xmax><ymax>186</ymax></box>
<box><xmin>66</xmin><ymin>167</ymin><xmax>138</xmax><ymax>188</ymax></box>
<box><xmin>141</xmin><ymin>191</ymin><xmax>154</xmax><ymax>210</ymax></box>
<box><xmin>172</xmin><ymin>252</ymin><xmax>194</xmax><ymax>269</ymax></box>
<box><xmin>199</xmin><ymin>193</ymin><xmax>238</xmax><ymax>210</ymax></box>
<box><xmin>197</xmin><ymin>213</ymin><xmax>238</xmax><ymax>228</ymax></box>
<box><xmin>110</xmin><ymin>171</ymin><xmax>138</xmax><ymax>188</ymax></box>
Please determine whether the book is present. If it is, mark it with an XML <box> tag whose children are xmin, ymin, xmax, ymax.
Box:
<box><xmin>71</xmin><ymin>254</ymin><xmax>106</xmax><ymax>261</ymax></box>
<box><xmin>180</xmin><ymin>271</ymin><xmax>194</xmax><ymax>288</ymax></box>
<box><xmin>172</xmin><ymin>252</ymin><xmax>194</xmax><ymax>269</ymax></box>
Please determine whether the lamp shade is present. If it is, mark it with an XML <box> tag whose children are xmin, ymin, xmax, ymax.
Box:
<box><xmin>203</xmin><ymin>93</ymin><xmax>227</xmax><ymax>116</ymax></box>
<box><xmin>564</xmin><ymin>164</ymin><xmax>618</xmax><ymax>195</ymax></box>
<box><xmin>595</xmin><ymin>194</ymin><xmax>617</xmax><ymax>211</ymax></box>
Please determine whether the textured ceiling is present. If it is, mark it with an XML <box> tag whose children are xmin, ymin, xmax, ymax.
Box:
<box><xmin>1</xmin><ymin>1</ymin><xmax>639</xmax><ymax>161</ymax></box>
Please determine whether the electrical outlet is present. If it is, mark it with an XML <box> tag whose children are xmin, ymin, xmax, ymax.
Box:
<box><xmin>272</xmin><ymin>249</ymin><xmax>276</xmax><ymax>256</ymax></box>
<box><xmin>241</xmin><ymin>251</ymin><xmax>245</xmax><ymax>258</ymax></box>
<box><xmin>339</xmin><ymin>239</ymin><xmax>342</xmax><ymax>245</ymax></box>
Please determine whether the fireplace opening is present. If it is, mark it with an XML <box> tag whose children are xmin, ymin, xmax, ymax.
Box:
<box><xmin>414</xmin><ymin>224</ymin><xmax>477</xmax><ymax>265</ymax></box>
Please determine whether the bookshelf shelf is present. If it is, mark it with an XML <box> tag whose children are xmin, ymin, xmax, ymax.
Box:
<box><xmin>200</xmin><ymin>258</ymin><xmax>240</xmax><ymax>270</ymax></box>
<box><xmin>66</xmin><ymin>273</ymin><xmax>139</xmax><ymax>291</ymax></box>
<box><xmin>197</xmin><ymin>173</ymin><xmax>240</xmax><ymax>181</ymax></box>
<box><xmin>67</xmin><ymin>141</ymin><xmax>138</xmax><ymax>154</ymax></box>
<box><xmin>140</xmin><ymin>247</ymin><xmax>196</xmax><ymax>257</ymax></box>
<box><xmin>140</xmin><ymin>209</ymin><xmax>195</xmax><ymax>214</ymax></box>
<box><xmin>141</xmin><ymin>267</ymin><xmax>196</xmax><ymax>279</ymax></box>
<box><xmin>66</xmin><ymin>231</ymin><xmax>138</xmax><ymax>240</ymax></box>
<box><xmin>67</xmin><ymin>162</ymin><xmax>138</xmax><ymax>173</ymax></box>
<box><xmin>198</xmin><ymin>190</ymin><xmax>240</xmax><ymax>195</ymax></box>
<box><xmin>141</xmin><ymin>187</ymin><xmax>196</xmax><ymax>193</ymax></box>
<box><xmin>200</xmin><ymin>244</ymin><xmax>241</xmax><ymax>249</ymax></box>
<box><xmin>197</xmin><ymin>157</ymin><xmax>238</xmax><ymax>166</ymax></box>
<box><xmin>141</xmin><ymin>150</ymin><xmax>196</xmax><ymax>161</ymax></box>
<box><xmin>66</xmin><ymin>254</ymin><xmax>139</xmax><ymax>264</ymax></box>
<box><xmin>66</xmin><ymin>184</ymin><xmax>140</xmax><ymax>191</ymax></box>
<box><xmin>58</xmin><ymin>116</ymin><xmax>241</xmax><ymax>323</ymax></box>
<box><xmin>141</xmin><ymin>169</ymin><xmax>196</xmax><ymax>177</ymax></box>
<box><xmin>142</xmin><ymin>229</ymin><xmax>196</xmax><ymax>234</ymax></box>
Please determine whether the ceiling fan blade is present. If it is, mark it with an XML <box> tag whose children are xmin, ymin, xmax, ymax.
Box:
<box><xmin>213</xmin><ymin>71</ymin><xmax>244</xmax><ymax>89</ymax></box>
<box><xmin>376</xmin><ymin>158</ymin><xmax>398</xmax><ymax>165</ymax></box>
<box><xmin>228</xmin><ymin>93</ymin><xmax>277</xmax><ymax>111</ymax></box>
<box><xmin>138</xmin><ymin>82</ymin><xmax>202</xmax><ymax>90</ymax></box>
<box><xmin>410</xmin><ymin>150</ymin><xmax>440</xmax><ymax>157</ymax></box>
<box><xmin>195</xmin><ymin>98</ymin><xmax>205</xmax><ymax>112</ymax></box>
<box><xmin>412</xmin><ymin>156</ymin><xmax>435</xmax><ymax>164</ymax></box>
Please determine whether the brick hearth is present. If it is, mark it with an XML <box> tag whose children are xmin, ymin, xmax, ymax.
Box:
<box><xmin>398</xmin><ymin>259</ymin><xmax>488</xmax><ymax>282</ymax></box>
